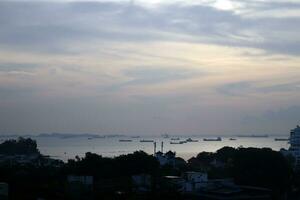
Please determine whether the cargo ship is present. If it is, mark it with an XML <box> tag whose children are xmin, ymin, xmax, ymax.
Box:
<box><xmin>203</xmin><ymin>137</ymin><xmax>222</xmax><ymax>141</ymax></box>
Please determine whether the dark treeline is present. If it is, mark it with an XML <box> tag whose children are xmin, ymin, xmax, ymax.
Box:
<box><xmin>188</xmin><ymin>147</ymin><xmax>294</xmax><ymax>197</ymax></box>
<box><xmin>0</xmin><ymin>138</ymin><xmax>299</xmax><ymax>199</ymax></box>
<box><xmin>0</xmin><ymin>137</ymin><xmax>39</xmax><ymax>155</ymax></box>
<box><xmin>66</xmin><ymin>151</ymin><xmax>159</xmax><ymax>178</ymax></box>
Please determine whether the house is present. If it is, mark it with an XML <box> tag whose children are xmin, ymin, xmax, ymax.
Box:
<box><xmin>182</xmin><ymin>177</ymin><xmax>271</xmax><ymax>200</ymax></box>
<box><xmin>163</xmin><ymin>172</ymin><xmax>208</xmax><ymax>193</ymax></box>
<box><xmin>155</xmin><ymin>151</ymin><xmax>171</xmax><ymax>166</ymax></box>
<box><xmin>0</xmin><ymin>182</ymin><xmax>8</xmax><ymax>200</ymax></box>
<box><xmin>195</xmin><ymin>184</ymin><xmax>272</xmax><ymax>200</ymax></box>
<box><xmin>66</xmin><ymin>175</ymin><xmax>93</xmax><ymax>200</ymax></box>
<box><xmin>163</xmin><ymin>176</ymin><xmax>185</xmax><ymax>191</ymax></box>
<box><xmin>163</xmin><ymin>171</ymin><xmax>271</xmax><ymax>200</ymax></box>
<box><xmin>182</xmin><ymin>171</ymin><xmax>208</xmax><ymax>192</ymax></box>
<box><xmin>0</xmin><ymin>153</ymin><xmax>63</xmax><ymax>168</ymax></box>
<box><xmin>67</xmin><ymin>175</ymin><xmax>93</xmax><ymax>186</ymax></box>
<box><xmin>132</xmin><ymin>174</ymin><xmax>152</xmax><ymax>192</ymax></box>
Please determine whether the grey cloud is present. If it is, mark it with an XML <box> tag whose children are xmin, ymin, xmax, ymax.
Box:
<box><xmin>122</xmin><ymin>67</ymin><xmax>202</xmax><ymax>85</ymax></box>
<box><xmin>0</xmin><ymin>1</ymin><xmax>299</xmax><ymax>55</ymax></box>
<box><xmin>0</xmin><ymin>62</ymin><xmax>38</xmax><ymax>72</ymax></box>
<box><xmin>105</xmin><ymin>66</ymin><xmax>204</xmax><ymax>92</ymax></box>
<box><xmin>241</xmin><ymin>105</ymin><xmax>300</xmax><ymax>134</ymax></box>
<box><xmin>216</xmin><ymin>81</ymin><xmax>252</xmax><ymax>96</ymax></box>
<box><xmin>217</xmin><ymin>80</ymin><xmax>300</xmax><ymax>96</ymax></box>
<box><xmin>259</xmin><ymin>82</ymin><xmax>300</xmax><ymax>93</ymax></box>
<box><xmin>0</xmin><ymin>85</ymin><xmax>37</xmax><ymax>101</ymax></box>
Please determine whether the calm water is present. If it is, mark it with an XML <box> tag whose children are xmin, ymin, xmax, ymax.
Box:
<box><xmin>15</xmin><ymin>135</ymin><xmax>288</xmax><ymax>161</ymax></box>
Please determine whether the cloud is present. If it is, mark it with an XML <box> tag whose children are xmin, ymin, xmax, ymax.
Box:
<box><xmin>0</xmin><ymin>0</ymin><xmax>300</xmax><ymax>134</ymax></box>
<box><xmin>0</xmin><ymin>62</ymin><xmax>38</xmax><ymax>72</ymax></box>
<box><xmin>0</xmin><ymin>1</ymin><xmax>300</xmax><ymax>55</ymax></box>
<box><xmin>122</xmin><ymin>66</ymin><xmax>202</xmax><ymax>85</ymax></box>
<box><xmin>217</xmin><ymin>80</ymin><xmax>300</xmax><ymax>96</ymax></box>
<box><xmin>103</xmin><ymin>66</ymin><xmax>205</xmax><ymax>94</ymax></box>
<box><xmin>216</xmin><ymin>81</ymin><xmax>253</xmax><ymax>96</ymax></box>
<box><xmin>241</xmin><ymin>105</ymin><xmax>300</xmax><ymax>134</ymax></box>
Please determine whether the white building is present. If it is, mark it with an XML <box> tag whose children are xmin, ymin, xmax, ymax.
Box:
<box><xmin>289</xmin><ymin>125</ymin><xmax>300</xmax><ymax>169</ymax></box>
<box><xmin>182</xmin><ymin>172</ymin><xmax>208</xmax><ymax>192</ymax></box>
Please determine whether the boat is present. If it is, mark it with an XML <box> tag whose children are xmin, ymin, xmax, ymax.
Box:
<box><xmin>119</xmin><ymin>139</ymin><xmax>132</xmax><ymax>142</ymax></box>
<box><xmin>93</xmin><ymin>135</ymin><xmax>106</xmax><ymax>139</ymax></box>
<box><xmin>171</xmin><ymin>137</ymin><xmax>180</xmax><ymax>140</ymax></box>
<box><xmin>140</xmin><ymin>139</ymin><xmax>154</xmax><ymax>142</ymax></box>
<box><xmin>203</xmin><ymin>137</ymin><xmax>222</xmax><ymax>141</ymax></box>
<box><xmin>131</xmin><ymin>136</ymin><xmax>140</xmax><ymax>138</ymax></box>
<box><xmin>229</xmin><ymin>138</ymin><xmax>236</xmax><ymax>141</ymax></box>
<box><xmin>170</xmin><ymin>142</ymin><xmax>181</xmax><ymax>144</ymax></box>
<box><xmin>186</xmin><ymin>138</ymin><xmax>198</xmax><ymax>142</ymax></box>
<box><xmin>237</xmin><ymin>134</ymin><xmax>269</xmax><ymax>138</ymax></box>
<box><xmin>162</xmin><ymin>134</ymin><xmax>169</xmax><ymax>138</ymax></box>
<box><xmin>274</xmin><ymin>138</ymin><xmax>289</xmax><ymax>141</ymax></box>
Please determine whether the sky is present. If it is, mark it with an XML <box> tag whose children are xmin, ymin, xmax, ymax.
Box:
<box><xmin>0</xmin><ymin>0</ymin><xmax>300</xmax><ymax>135</ymax></box>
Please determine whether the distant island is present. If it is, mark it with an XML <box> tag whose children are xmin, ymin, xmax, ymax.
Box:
<box><xmin>37</xmin><ymin>132</ymin><xmax>107</xmax><ymax>139</ymax></box>
<box><xmin>0</xmin><ymin>133</ymin><xmax>125</xmax><ymax>139</ymax></box>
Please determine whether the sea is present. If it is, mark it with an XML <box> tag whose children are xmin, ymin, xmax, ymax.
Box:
<box><xmin>0</xmin><ymin>135</ymin><xmax>289</xmax><ymax>162</ymax></box>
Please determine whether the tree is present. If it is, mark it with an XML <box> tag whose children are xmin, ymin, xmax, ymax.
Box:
<box><xmin>233</xmin><ymin>147</ymin><xmax>293</xmax><ymax>197</ymax></box>
<box><xmin>0</xmin><ymin>137</ymin><xmax>39</xmax><ymax>155</ymax></box>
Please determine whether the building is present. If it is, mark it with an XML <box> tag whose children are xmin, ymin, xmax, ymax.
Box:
<box><xmin>0</xmin><ymin>183</ymin><xmax>8</xmax><ymax>200</ymax></box>
<box><xmin>163</xmin><ymin>172</ymin><xmax>271</xmax><ymax>200</ymax></box>
<box><xmin>289</xmin><ymin>125</ymin><xmax>300</xmax><ymax>169</ymax></box>
<box><xmin>163</xmin><ymin>172</ymin><xmax>208</xmax><ymax>193</ymax></box>
<box><xmin>132</xmin><ymin>174</ymin><xmax>152</xmax><ymax>192</ymax></box>
<box><xmin>0</xmin><ymin>153</ymin><xmax>63</xmax><ymax>168</ymax></box>
<box><xmin>67</xmin><ymin>175</ymin><xmax>93</xmax><ymax>186</ymax></box>
<box><xmin>155</xmin><ymin>151</ymin><xmax>176</xmax><ymax>166</ymax></box>
<box><xmin>163</xmin><ymin>176</ymin><xmax>185</xmax><ymax>191</ymax></box>
<box><xmin>155</xmin><ymin>151</ymin><xmax>186</xmax><ymax>168</ymax></box>
<box><xmin>66</xmin><ymin>175</ymin><xmax>93</xmax><ymax>200</ymax></box>
<box><xmin>194</xmin><ymin>184</ymin><xmax>272</xmax><ymax>200</ymax></box>
<box><xmin>182</xmin><ymin>171</ymin><xmax>208</xmax><ymax>192</ymax></box>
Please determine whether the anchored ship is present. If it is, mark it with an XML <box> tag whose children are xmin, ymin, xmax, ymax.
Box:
<box><xmin>203</xmin><ymin>137</ymin><xmax>222</xmax><ymax>141</ymax></box>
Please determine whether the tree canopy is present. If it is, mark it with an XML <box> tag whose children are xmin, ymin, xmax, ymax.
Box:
<box><xmin>0</xmin><ymin>137</ymin><xmax>39</xmax><ymax>155</ymax></box>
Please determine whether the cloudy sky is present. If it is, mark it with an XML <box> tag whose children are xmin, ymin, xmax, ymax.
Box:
<box><xmin>0</xmin><ymin>0</ymin><xmax>300</xmax><ymax>135</ymax></box>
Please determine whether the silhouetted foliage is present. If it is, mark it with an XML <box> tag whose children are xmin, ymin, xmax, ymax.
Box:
<box><xmin>233</xmin><ymin>147</ymin><xmax>293</xmax><ymax>192</ymax></box>
<box><xmin>188</xmin><ymin>146</ymin><xmax>293</xmax><ymax>197</ymax></box>
<box><xmin>196</xmin><ymin>151</ymin><xmax>215</xmax><ymax>163</ymax></box>
<box><xmin>65</xmin><ymin>151</ymin><xmax>159</xmax><ymax>179</ymax></box>
<box><xmin>216</xmin><ymin>146</ymin><xmax>236</xmax><ymax>162</ymax></box>
<box><xmin>0</xmin><ymin>137</ymin><xmax>39</xmax><ymax>155</ymax></box>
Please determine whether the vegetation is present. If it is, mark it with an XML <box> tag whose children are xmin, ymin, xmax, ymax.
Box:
<box><xmin>0</xmin><ymin>138</ymin><xmax>299</xmax><ymax>199</ymax></box>
<box><xmin>188</xmin><ymin>146</ymin><xmax>294</xmax><ymax>198</ymax></box>
<box><xmin>0</xmin><ymin>137</ymin><xmax>39</xmax><ymax>155</ymax></box>
<box><xmin>65</xmin><ymin>151</ymin><xmax>159</xmax><ymax>178</ymax></box>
